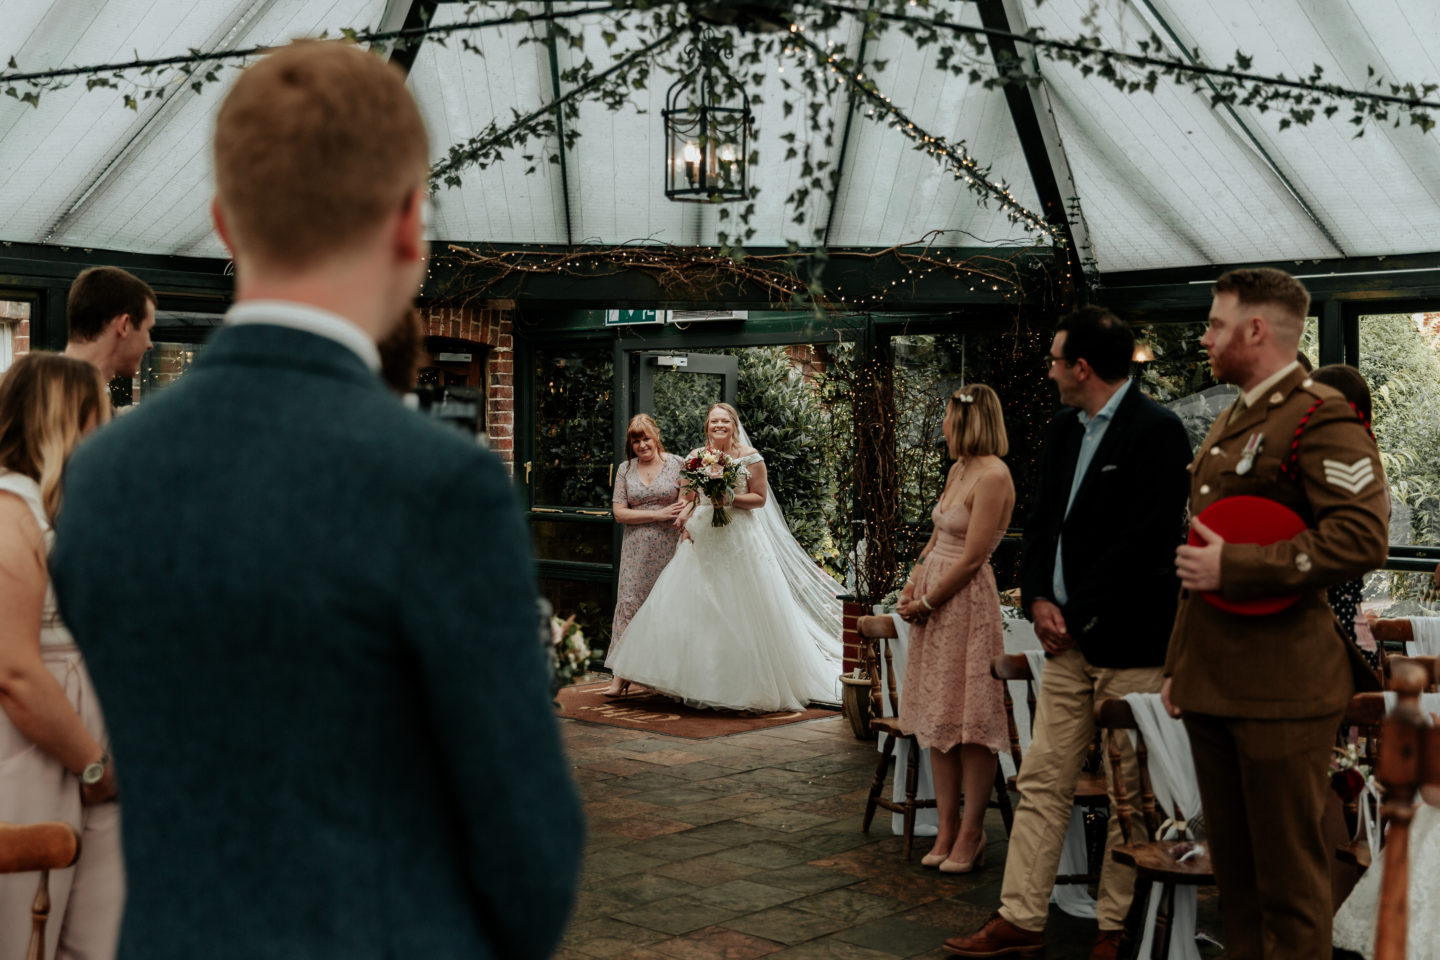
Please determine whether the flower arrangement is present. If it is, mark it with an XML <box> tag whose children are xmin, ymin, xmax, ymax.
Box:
<box><xmin>548</xmin><ymin>614</ymin><xmax>591</xmax><ymax>697</ymax></box>
<box><xmin>1329</xmin><ymin>742</ymin><xmax>1372</xmax><ymax>804</ymax></box>
<box><xmin>681</xmin><ymin>448</ymin><xmax>749</xmax><ymax>527</ymax></box>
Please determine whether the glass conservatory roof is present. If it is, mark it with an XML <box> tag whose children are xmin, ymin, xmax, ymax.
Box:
<box><xmin>1</xmin><ymin>0</ymin><xmax>1438</xmax><ymax>274</ymax></box>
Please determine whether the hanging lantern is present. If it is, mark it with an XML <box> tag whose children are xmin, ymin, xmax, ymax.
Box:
<box><xmin>663</xmin><ymin>34</ymin><xmax>752</xmax><ymax>204</ymax></box>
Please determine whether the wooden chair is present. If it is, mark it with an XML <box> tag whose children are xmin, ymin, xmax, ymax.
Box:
<box><xmin>856</xmin><ymin>616</ymin><xmax>1022</xmax><ymax>857</ymax></box>
<box><xmin>1335</xmin><ymin>692</ymin><xmax>1388</xmax><ymax>873</ymax></box>
<box><xmin>1371</xmin><ymin>618</ymin><xmax>1413</xmax><ymax>649</ymax></box>
<box><xmin>1371</xmin><ymin>661</ymin><xmax>1439</xmax><ymax>960</ymax></box>
<box><xmin>1385</xmin><ymin>655</ymin><xmax>1439</xmax><ymax>692</ymax></box>
<box><xmin>0</xmin><ymin>821</ymin><xmax>81</xmax><ymax>960</ymax></box>
<box><xmin>1093</xmin><ymin>698</ymin><xmax>1214</xmax><ymax>960</ymax></box>
<box><xmin>992</xmin><ymin>652</ymin><xmax>1110</xmax><ymax>884</ymax></box>
<box><xmin>858</xmin><ymin>614</ymin><xmax>934</xmax><ymax>859</ymax></box>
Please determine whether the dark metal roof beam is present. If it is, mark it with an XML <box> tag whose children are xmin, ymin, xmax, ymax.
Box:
<box><xmin>40</xmin><ymin>0</ymin><xmax>283</xmax><ymax>244</ymax></box>
<box><xmin>374</xmin><ymin>0</ymin><xmax>440</xmax><ymax>77</ymax></box>
<box><xmin>975</xmin><ymin>0</ymin><xmax>1091</xmax><ymax>297</ymax></box>
<box><xmin>822</xmin><ymin>0</ymin><xmax>875</xmax><ymax>247</ymax></box>
<box><xmin>542</xmin><ymin>1</ymin><xmax>575</xmax><ymax>247</ymax></box>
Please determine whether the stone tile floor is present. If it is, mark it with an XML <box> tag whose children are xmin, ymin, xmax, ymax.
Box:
<box><xmin>558</xmin><ymin>713</ymin><xmax>1224</xmax><ymax>960</ymax></box>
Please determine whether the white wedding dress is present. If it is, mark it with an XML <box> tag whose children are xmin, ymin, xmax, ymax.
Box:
<box><xmin>608</xmin><ymin>449</ymin><xmax>844</xmax><ymax>713</ymax></box>
<box><xmin>1333</xmin><ymin>802</ymin><xmax>1440</xmax><ymax>958</ymax></box>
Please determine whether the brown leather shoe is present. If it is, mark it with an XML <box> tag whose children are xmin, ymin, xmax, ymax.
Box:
<box><xmin>943</xmin><ymin>913</ymin><xmax>1044</xmax><ymax>957</ymax></box>
<box><xmin>1089</xmin><ymin>929</ymin><xmax>1123</xmax><ymax>960</ymax></box>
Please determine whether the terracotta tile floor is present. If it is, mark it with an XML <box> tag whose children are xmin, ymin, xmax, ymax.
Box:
<box><xmin>558</xmin><ymin>714</ymin><xmax>1224</xmax><ymax>959</ymax></box>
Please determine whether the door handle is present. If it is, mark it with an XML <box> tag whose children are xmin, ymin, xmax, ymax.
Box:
<box><xmin>525</xmin><ymin>460</ymin><xmax>532</xmax><ymax>483</ymax></box>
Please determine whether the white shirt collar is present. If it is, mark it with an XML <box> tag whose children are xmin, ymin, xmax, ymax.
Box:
<box><xmin>1242</xmin><ymin>360</ymin><xmax>1301</xmax><ymax>409</ymax></box>
<box><xmin>226</xmin><ymin>301</ymin><xmax>381</xmax><ymax>373</ymax></box>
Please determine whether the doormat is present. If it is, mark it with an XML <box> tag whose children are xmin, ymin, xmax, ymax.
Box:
<box><xmin>556</xmin><ymin>681</ymin><xmax>838</xmax><ymax>739</ymax></box>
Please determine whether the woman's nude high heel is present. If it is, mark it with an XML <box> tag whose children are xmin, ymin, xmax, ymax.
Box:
<box><xmin>938</xmin><ymin>837</ymin><xmax>986</xmax><ymax>874</ymax></box>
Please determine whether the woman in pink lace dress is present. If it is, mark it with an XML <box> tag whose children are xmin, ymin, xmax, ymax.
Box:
<box><xmin>604</xmin><ymin>415</ymin><xmax>686</xmax><ymax>696</ymax></box>
<box><xmin>897</xmin><ymin>384</ymin><xmax>1015</xmax><ymax>874</ymax></box>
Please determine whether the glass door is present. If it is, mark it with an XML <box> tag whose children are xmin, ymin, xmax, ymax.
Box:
<box><xmin>630</xmin><ymin>351</ymin><xmax>739</xmax><ymax>453</ymax></box>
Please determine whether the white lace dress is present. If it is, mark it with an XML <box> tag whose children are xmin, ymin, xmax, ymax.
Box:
<box><xmin>607</xmin><ymin>452</ymin><xmax>843</xmax><ymax>712</ymax></box>
<box><xmin>1332</xmin><ymin>802</ymin><xmax>1440</xmax><ymax>958</ymax></box>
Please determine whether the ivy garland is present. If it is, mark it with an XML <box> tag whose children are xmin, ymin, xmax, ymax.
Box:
<box><xmin>3</xmin><ymin>0</ymin><xmax>1440</xmax><ymax>270</ymax></box>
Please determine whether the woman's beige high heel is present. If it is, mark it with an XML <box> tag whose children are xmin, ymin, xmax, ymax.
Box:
<box><xmin>920</xmin><ymin>852</ymin><xmax>947</xmax><ymax>868</ymax></box>
<box><xmin>938</xmin><ymin>837</ymin><xmax>986</xmax><ymax>874</ymax></box>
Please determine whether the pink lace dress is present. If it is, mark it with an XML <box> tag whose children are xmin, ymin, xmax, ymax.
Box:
<box><xmin>897</xmin><ymin>492</ymin><xmax>1009</xmax><ymax>754</ymax></box>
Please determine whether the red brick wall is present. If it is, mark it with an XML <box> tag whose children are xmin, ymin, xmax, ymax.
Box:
<box><xmin>419</xmin><ymin>300</ymin><xmax>515</xmax><ymax>472</ymax></box>
<box><xmin>842</xmin><ymin>599</ymin><xmax>865</xmax><ymax>674</ymax></box>
<box><xmin>1</xmin><ymin>300</ymin><xmax>30</xmax><ymax>360</ymax></box>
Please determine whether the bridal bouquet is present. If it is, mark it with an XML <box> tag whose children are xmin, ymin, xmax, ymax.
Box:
<box><xmin>681</xmin><ymin>449</ymin><xmax>748</xmax><ymax>527</ymax></box>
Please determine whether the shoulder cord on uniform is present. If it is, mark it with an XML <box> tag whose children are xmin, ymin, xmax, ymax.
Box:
<box><xmin>1281</xmin><ymin>399</ymin><xmax>1375</xmax><ymax>481</ymax></box>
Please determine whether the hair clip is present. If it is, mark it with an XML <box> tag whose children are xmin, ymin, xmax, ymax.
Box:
<box><xmin>953</xmin><ymin>392</ymin><xmax>975</xmax><ymax>404</ymax></box>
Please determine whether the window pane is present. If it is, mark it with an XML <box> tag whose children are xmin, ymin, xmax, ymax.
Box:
<box><xmin>533</xmin><ymin>345</ymin><xmax>613</xmax><ymax>508</ymax></box>
<box><xmin>1363</xmin><ymin>568</ymin><xmax>1440</xmax><ymax>619</ymax></box>
<box><xmin>134</xmin><ymin>343</ymin><xmax>200</xmax><ymax>404</ymax></box>
<box><xmin>1359</xmin><ymin>313</ymin><xmax>1440</xmax><ymax>546</ymax></box>
<box><xmin>1134</xmin><ymin>322</ymin><xmax>1232</xmax><ymax>453</ymax></box>
<box><xmin>532</xmin><ymin>520</ymin><xmax>614</xmax><ymax>564</ymax></box>
<box><xmin>651</xmin><ymin>369</ymin><xmax>725</xmax><ymax>453</ymax></box>
<box><xmin>889</xmin><ymin>328</ymin><xmax>1051</xmax><ymax>528</ymax></box>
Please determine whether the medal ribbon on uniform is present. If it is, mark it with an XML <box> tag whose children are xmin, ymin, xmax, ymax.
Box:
<box><xmin>1235</xmin><ymin>432</ymin><xmax>1263</xmax><ymax>476</ymax></box>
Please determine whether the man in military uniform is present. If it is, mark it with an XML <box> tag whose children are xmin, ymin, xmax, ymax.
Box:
<box><xmin>1164</xmin><ymin>268</ymin><xmax>1387</xmax><ymax>959</ymax></box>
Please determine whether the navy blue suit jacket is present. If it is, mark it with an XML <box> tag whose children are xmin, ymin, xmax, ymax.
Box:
<box><xmin>1018</xmin><ymin>384</ymin><xmax>1192</xmax><ymax>668</ymax></box>
<box><xmin>52</xmin><ymin>321</ymin><xmax>583</xmax><ymax>959</ymax></box>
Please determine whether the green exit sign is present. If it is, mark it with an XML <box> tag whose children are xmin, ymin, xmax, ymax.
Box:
<box><xmin>605</xmin><ymin>309</ymin><xmax>666</xmax><ymax>326</ymax></box>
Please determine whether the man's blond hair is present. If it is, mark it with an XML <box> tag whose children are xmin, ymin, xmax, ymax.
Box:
<box><xmin>213</xmin><ymin>41</ymin><xmax>429</xmax><ymax>268</ymax></box>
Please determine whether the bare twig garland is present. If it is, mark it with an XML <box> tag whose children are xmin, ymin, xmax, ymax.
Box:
<box><xmin>434</xmin><ymin>231</ymin><xmax>1036</xmax><ymax>308</ymax></box>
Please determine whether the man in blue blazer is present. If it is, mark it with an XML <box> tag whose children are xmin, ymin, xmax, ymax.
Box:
<box><xmin>51</xmin><ymin>41</ymin><xmax>583</xmax><ymax>960</ymax></box>
<box><xmin>946</xmin><ymin>307</ymin><xmax>1191</xmax><ymax>959</ymax></box>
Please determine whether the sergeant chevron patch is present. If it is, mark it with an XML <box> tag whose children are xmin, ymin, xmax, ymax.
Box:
<box><xmin>1322</xmin><ymin>458</ymin><xmax>1376</xmax><ymax>494</ymax></box>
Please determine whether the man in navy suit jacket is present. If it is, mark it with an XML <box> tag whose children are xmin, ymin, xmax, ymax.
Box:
<box><xmin>51</xmin><ymin>41</ymin><xmax>582</xmax><ymax>960</ymax></box>
<box><xmin>946</xmin><ymin>307</ymin><xmax>1191</xmax><ymax>960</ymax></box>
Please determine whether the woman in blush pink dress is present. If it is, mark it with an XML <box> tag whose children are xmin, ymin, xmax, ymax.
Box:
<box><xmin>897</xmin><ymin>384</ymin><xmax>1015</xmax><ymax>874</ymax></box>
<box><xmin>0</xmin><ymin>353</ymin><xmax>123</xmax><ymax>960</ymax></box>
<box><xmin>604</xmin><ymin>414</ymin><xmax>686</xmax><ymax>697</ymax></box>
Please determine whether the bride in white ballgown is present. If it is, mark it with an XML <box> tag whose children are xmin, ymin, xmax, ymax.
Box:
<box><xmin>608</xmin><ymin>402</ymin><xmax>843</xmax><ymax>713</ymax></box>
<box><xmin>1332</xmin><ymin>800</ymin><xmax>1440</xmax><ymax>958</ymax></box>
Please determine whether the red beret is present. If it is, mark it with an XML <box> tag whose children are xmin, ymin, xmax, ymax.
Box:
<box><xmin>1191</xmin><ymin>495</ymin><xmax>1307</xmax><ymax>615</ymax></box>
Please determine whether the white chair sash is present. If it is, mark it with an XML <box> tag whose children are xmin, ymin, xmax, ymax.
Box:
<box><xmin>1122</xmin><ymin>693</ymin><xmax>1203</xmax><ymax>960</ymax></box>
<box><xmin>1406</xmin><ymin>616</ymin><xmax>1440</xmax><ymax>657</ymax></box>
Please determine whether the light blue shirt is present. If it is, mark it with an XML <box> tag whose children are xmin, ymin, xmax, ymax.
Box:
<box><xmin>1053</xmin><ymin>379</ymin><xmax>1132</xmax><ymax>605</ymax></box>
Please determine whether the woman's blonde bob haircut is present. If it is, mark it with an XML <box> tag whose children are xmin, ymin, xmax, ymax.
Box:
<box><xmin>625</xmin><ymin>414</ymin><xmax>666</xmax><ymax>458</ymax></box>
<box><xmin>0</xmin><ymin>352</ymin><xmax>111</xmax><ymax>521</ymax></box>
<box><xmin>945</xmin><ymin>384</ymin><xmax>1008</xmax><ymax>459</ymax></box>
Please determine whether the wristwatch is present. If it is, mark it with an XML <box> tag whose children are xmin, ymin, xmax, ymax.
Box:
<box><xmin>81</xmin><ymin>752</ymin><xmax>109</xmax><ymax>786</ymax></box>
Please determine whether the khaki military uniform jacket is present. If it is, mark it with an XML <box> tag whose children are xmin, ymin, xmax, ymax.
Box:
<box><xmin>1165</xmin><ymin>366</ymin><xmax>1388</xmax><ymax>718</ymax></box>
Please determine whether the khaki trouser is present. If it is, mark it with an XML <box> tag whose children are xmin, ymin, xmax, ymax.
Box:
<box><xmin>998</xmin><ymin>647</ymin><xmax>1164</xmax><ymax>933</ymax></box>
<box><xmin>1183</xmin><ymin>711</ymin><xmax>1342</xmax><ymax>960</ymax></box>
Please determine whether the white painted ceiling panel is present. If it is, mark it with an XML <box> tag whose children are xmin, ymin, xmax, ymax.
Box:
<box><xmin>1</xmin><ymin>1</ymin><xmax>1439</xmax><ymax>271</ymax></box>
<box><xmin>827</xmin><ymin>4</ymin><xmax>1039</xmax><ymax>250</ymax></box>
